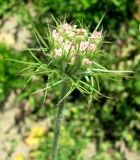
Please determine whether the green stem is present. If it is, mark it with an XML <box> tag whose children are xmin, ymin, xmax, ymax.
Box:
<box><xmin>52</xmin><ymin>80</ymin><xmax>68</xmax><ymax>160</ymax></box>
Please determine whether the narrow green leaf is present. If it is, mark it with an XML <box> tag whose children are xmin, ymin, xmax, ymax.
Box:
<box><xmin>93</xmin><ymin>61</ymin><xmax>108</xmax><ymax>70</ymax></box>
<box><xmin>95</xmin><ymin>12</ymin><xmax>106</xmax><ymax>31</ymax></box>
<box><xmin>23</xmin><ymin>66</ymin><xmax>42</xmax><ymax>88</ymax></box>
<box><xmin>80</xmin><ymin>80</ymin><xmax>110</xmax><ymax>98</ymax></box>
<box><xmin>5</xmin><ymin>59</ymin><xmax>40</xmax><ymax>66</ymax></box>
<box><xmin>43</xmin><ymin>75</ymin><xmax>50</xmax><ymax>104</ymax></box>
<box><xmin>28</xmin><ymin>49</ymin><xmax>41</xmax><ymax>63</ymax></box>
<box><xmin>94</xmin><ymin>75</ymin><xmax>100</xmax><ymax>92</ymax></box>
<box><xmin>57</xmin><ymin>86</ymin><xmax>75</xmax><ymax>105</ymax></box>
<box><xmin>18</xmin><ymin>66</ymin><xmax>34</xmax><ymax>73</ymax></box>
<box><xmin>34</xmin><ymin>27</ymin><xmax>49</xmax><ymax>49</ymax></box>
<box><xmin>32</xmin><ymin>80</ymin><xmax>63</xmax><ymax>94</ymax></box>
<box><xmin>34</xmin><ymin>33</ymin><xmax>46</xmax><ymax>56</ymax></box>
<box><xmin>50</xmin><ymin>14</ymin><xmax>59</xmax><ymax>27</ymax></box>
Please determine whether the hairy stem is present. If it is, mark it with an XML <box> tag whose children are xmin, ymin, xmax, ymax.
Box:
<box><xmin>52</xmin><ymin>80</ymin><xmax>68</xmax><ymax>160</ymax></box>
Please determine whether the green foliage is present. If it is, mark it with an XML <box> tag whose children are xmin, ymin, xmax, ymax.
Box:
<box><xmin>0</xmin><ymin>0</ymin><xmax>136</xmax><ymax>31</ymax></box>
<box><xmin>0</xmin><ymin>0</ymin><xmax>17</xmax><ymax>16</ymax></box>
<box><xmin>0</xmin><ymin>43</ymin><xmax>24</xmax><ymax>101</ymax></box>
<box><xmin>31</xmin><ymin>0</ymin><xmax>137</xmax><ymax>30</ymax></box>
<box><xmin>0</xmin><ymin>0</ymin><xmax>140</xmax><ymax>159</ymax></box>
<box><xmin>0</xmin><ymin>43</ymin><xmax>45</xmax><ymax>104</ymax></box>
<box><xmin>31</xmin><ymin>122</ymin><xmax>89</xmax><ymax>160</ymax></box>
<box><xmin>94</xmin><ymin>21</ymin><xmax>140</xmax><ymax>150</ymax></box>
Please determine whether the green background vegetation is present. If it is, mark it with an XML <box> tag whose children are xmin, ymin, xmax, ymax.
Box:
<box><xmin>0</xmin><ymin>0</ymin><xmax>140</xmax><ymax>159</ymax></box>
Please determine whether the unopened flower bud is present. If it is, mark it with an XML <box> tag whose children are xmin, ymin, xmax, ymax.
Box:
<box><xmin>53</xmin><ymin>48</ymin><xmax>62</xmax><ymax>58</ymax></box>
<box><xmin>76</xmin><ymin>28</ymin><xmax>87</xmax><ymax>35</ymax></box>
<box><xmin>83</xmin><ymin>58</ymin><xmax>92</xmax><ymax>65</ymax></box>
<box><xmin>88</xmin><ymin>43</ymin><xmax>96</xmax><ymax>51</ymax></box>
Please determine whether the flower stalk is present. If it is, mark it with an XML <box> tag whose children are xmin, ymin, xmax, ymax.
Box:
<box><xmin>52</xmin><ymin>79</ymin><xmax>69</xmax><ymax>160</ymax></box>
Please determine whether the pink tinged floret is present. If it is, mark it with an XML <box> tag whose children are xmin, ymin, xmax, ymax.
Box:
<box><xmin>52</xmin><ymin>30</ymin><xmax>59</xmax><ymax>39</ymax></box>
<box><xmin>60</xmin><ymin>23</ymin><xmax>72</xmax><ymax>31</ymax></box>
<box><xmin>80</xmin><ymin>41</ymin><xmax>90</xmax><ymax>51</ymax></box>
<box><xmin>60</xmin><ymin>23</ymin><xmax>75</xmax><ymax>37</ymax></box>
<box><xmin>83</xmin><ymin>58</ymin><xmax>92</xmax><ymax>65</ymax></box>
<box><xmin>52</xmin><ymin>30</ymin><xmax>63</xmax><ymax>42</ymax></box>
<box><xmin>91</xmin><ymin>31</ymin><xmax>101</xmax><ymax>39</ymax></box>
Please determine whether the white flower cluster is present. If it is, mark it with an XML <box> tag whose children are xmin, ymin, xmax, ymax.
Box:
<box><xmin>51</xmin><ymin>23</ymin><xmax>102</xmax><ymax>66</ymax></box>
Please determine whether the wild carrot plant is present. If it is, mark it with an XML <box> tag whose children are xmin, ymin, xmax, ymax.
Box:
<box><xmin>9</xmin><ymin>17</ymin><xmax>132</xmax><ymax>160</ymax></box>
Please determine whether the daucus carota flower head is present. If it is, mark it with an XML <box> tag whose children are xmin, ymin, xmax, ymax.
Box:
<box><xmin>49</xmin><ymin>22</ymin><xmax>103</xmax><ymax>75</ymax></box>
<box><xmin>20</xmin><ymin>18</ymin><xmax>132</xmax><ymax>107</ymax></box>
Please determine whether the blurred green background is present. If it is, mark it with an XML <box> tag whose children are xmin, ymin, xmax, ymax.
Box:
<box><xmin>0</xmin><ymin>0</ymin><xmax>140</xmax><ymax>160</ymax></box>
